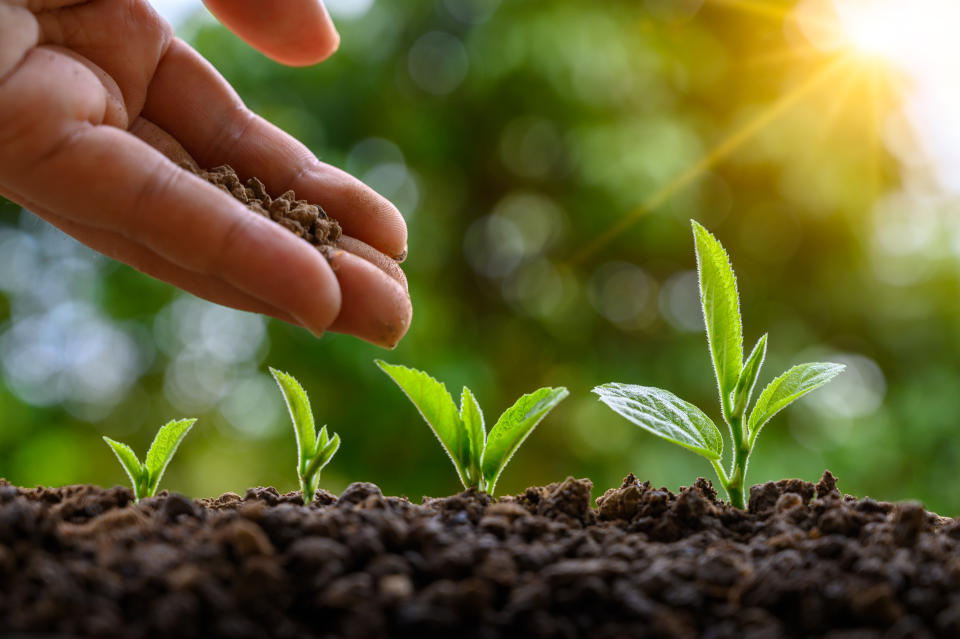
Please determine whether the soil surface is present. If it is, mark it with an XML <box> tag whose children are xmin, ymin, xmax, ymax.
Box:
<box><xmin>189</xmin><ymin>164</ymin><xmax>342</xmax><ymax>252</ymax></box>
<box><xmin>1</xmin><ymin>472</ymin><xmax>958</xmax><ymax>638</ymax></box>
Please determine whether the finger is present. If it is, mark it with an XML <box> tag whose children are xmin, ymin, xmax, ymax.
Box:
<box><xmin>141</xmin><ymin>39</ymin><xmax>408</xmax><ymax>260</ymax></box>
<box><xmin>4</xmin><ymin>185</ymin><xmax>412</xmax><ymax>346</ymax></box>
<box><xmin>36</xmin><ymin>45</ymin><xmax>128</xmax><ymax>128</ymax></box>
<box><xmin>0</xmin><ymin>50</ymin><xmax>342</xmax><ymax>334</ymax></box>
<box><xmin>202</xmin><ymin>0</ymin><xmax>339</xmax><ymax>67</ymax></box>
<box><xmin>326</xmin><ymin>250</ymin><xmax>412</xmax><ymax>348</ymax></box>
<box><xmin>35</xmin><ymin>0</ymin><xmax>173</xmax><ymax>119</ymax></box>
<box><xmin>18</xmin><ymin>199</ymin><xmax>302</xmax><ymax>326</ymax></box>
<box><xmin>143</xmin><ymin>125</ymin><xmax>412</xmax><ymax>307</ymax></box>
<box><xmin>0</xmin><ymin>2</ymin><xmax>38</xmax><ymax>80</ymax></box>
<box><xmin>336</xmin><ymin>235</ymin><xmax>408</xmax><ymax>292</ymax></box>
<box><xmin>129</xmin><ymin>117</ymin><xmax>198</xmax><ymax>168</ymax></box>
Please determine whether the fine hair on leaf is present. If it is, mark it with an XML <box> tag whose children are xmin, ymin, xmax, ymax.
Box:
<box><xmin>102</xmin><ymin>418</ymin><xmax>197</xmax><ymax>502</ymax></box>
<box><xmin>593</xmin><ymin>220</ymin><xmax>844</xmax><ymax>509</ymax></box>
<box><xmin>377</xmin><ymin>360</ymin><xmax>568</xmax><ymax>495</ymax></box>
<box><xmin>270</xmin><ymin>368</ymin><xmax>341</xmax><ymax>505</ymax></box>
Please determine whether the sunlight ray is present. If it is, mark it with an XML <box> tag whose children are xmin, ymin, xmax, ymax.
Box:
<box><xmin>866</xmin><ymin>65</ymin><xmax>882</xmax><ymax>199</ymax></box>
<box><xmin>743</xmin><ymin>45</ymin><xmax>823</xmax><ymax>69</ymax></box>
<box><xmin>811</xmin><ymin>66</ymin><xmax>858</xmax><ymax>143</ymax></box>
<box><xmin>570</xmin><ymin>56</ymin><xmax>850</xmax><ymax>266</ymax></box>
<box><xmin>706</xmin><ymin>0</ymin><xmax>793</xmax><ymax>22</ymax></box>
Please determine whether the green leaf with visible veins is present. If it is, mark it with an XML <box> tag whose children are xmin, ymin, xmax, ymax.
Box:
<box><xmin>460</xmin><ymin>387</ymin><xmax>485</xmax><ymax>486</ymax></box>
<box><xmin>748</xmin><ymin>362</ymin><xmax>845</xmax><ymax>445</ymax></box>
<box><xmin>271</xmin><ymin>368</ymin><xmax>318</xmax><ymax>470</ymax></box>
<box><xmin>103</xmin><ymin>436</ymin><xmax>145</xmax><ymax>499</ymax></box>
<box><xmin>692</xmin><ymin>220</ymin><xmax>743</xmax><ymax>412</ymax></box>
<box><xmin>144</xmin><ymin>418</ymin><xmax>197</xmax><ymax>495</ymax></box>
<box><xmin>481</xmin><ymin>387</ymin><xmax>568</xmax><ymax>494</ymax></box>
<box><xmin>593</xmin><ymin>384</ymin><xmax>723</xmax><ymax>460</ymax></box>
<box><xmin>376</xmin><ymin>360</ymin><xmax>471</xmax><ymax>488</ymax></box>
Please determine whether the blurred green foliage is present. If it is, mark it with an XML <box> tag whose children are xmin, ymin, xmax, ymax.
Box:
<box><xmin>2</xmin><ymin>0</ymin><xmax>959</xmax><ymax>514</ymax></box>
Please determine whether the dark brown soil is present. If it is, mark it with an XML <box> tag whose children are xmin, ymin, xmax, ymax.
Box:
<box><xmin>1</xmin><ymin>472</ymin><xmax>957</xmax><ymax>638</ymax></box>
<box><xmin>189</xmin><ymin>164</ymin><xmax>342</xmax><ymax>251</ymax></box>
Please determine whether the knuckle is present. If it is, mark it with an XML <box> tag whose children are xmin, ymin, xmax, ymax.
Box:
<box><xmin>0</xmin><ymin>4</ymin><xmax>39</xmax><ymax>80</ymax></box>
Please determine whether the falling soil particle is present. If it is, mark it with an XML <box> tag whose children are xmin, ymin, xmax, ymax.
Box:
<box><xmin>188</xmin><ymin>164</ymin><xmax>342</xmax><ymax>253</ymax></box>
<box><xmin>1</xmin><ymin>472</ymin><xmax>959</xmax><ymax>638</ymax></box>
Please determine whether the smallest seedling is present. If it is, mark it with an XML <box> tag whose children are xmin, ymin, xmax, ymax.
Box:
<box><xmin>270</xmin><ymin>368</ymin><xmax>341</xmax><ymax>505</ymax></box>
<box><xmin>103</xmin><ymin>418</ymin><xmax>197</xmax><ymax>503</ymax></box>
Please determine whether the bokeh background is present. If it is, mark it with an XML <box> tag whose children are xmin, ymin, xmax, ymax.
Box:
<box><xmin>3</xmin><ymin>0</ymin><xmax>960</xmax><ymax>513</ymax></box>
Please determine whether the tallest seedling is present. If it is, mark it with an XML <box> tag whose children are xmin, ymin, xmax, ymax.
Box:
<box><xmin>593</xmin><ymin>221</ymin><xmax>844</xmax><ymax>509</ymax></box>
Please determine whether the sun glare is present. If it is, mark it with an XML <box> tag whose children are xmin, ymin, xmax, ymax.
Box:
<box><xmin>797</xmin><ymin>0</ymin><xmax>960</xmax><ymax>69</ymax></box>
<box><xmin>576</xmin><ymin>0</ymin><xmax>960</xmax><ymax>262</ymax></box>
<box><xmin>835</xmin><ymin>1</ymin><xmax>903</xmax><ymax>58</ymax></box>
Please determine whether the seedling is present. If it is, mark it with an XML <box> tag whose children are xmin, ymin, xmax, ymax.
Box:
<box><xmin>593</xmin><ymin>220</ymin><xmax>844</xmax><ymax>509</ymax></box>
<box><xmin>376</xmin><ymin>360</ymin><xmax>568</xmax><ymax>495</ymax></box>
<box><xmin>103</xmin><ymin>418</ymin><xmax>197</xmax><ymax>502</ymax></box>
<box><xmin>270</xmin><ymin>368</ymin><xmax>340</xmax><ymax>505</ymax></box>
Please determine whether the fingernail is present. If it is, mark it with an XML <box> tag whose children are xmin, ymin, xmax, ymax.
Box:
<box><xmin>393</xmin><ymin>247</ymin><xmax>408</xmax><ymax>263</ymax></box>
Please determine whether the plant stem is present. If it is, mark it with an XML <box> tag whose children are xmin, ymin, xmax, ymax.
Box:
<box><xmin>300</xmin><ymin>476</ymin><xmax>314</xmax><ymax>505</ymax></box>
<box><xmin>724</xmin><ymin>414</ymin><xmax>750</xmax><ymax>510</ymax></box>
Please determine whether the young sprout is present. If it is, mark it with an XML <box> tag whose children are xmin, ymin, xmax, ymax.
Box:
<box><xmin>593</xmin><ymin>220</ymin><xmax>844</xmax><ymax>509</ymax></box>
<box><xmin>103</xmin><ymin>418</ymin><xmax>197</xmax><ymax>503</ymax></box>
<box><xmin>270</xmin><ymin>368</ymin><xmax>340</xmax><ymax>505</ymax></box>
<box><xmin>376</xmin><ymin>360</ymin><xmax>568</xmax><ymax>495</ymax></box>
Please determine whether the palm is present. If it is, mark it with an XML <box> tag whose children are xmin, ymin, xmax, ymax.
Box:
<box><xmin>0</xmin><ymin>0</ymin><xmax>411</xmax><ymax>347</ymax></box>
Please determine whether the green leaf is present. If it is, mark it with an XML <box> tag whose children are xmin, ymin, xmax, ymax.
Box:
<box><xmin>692</xmin><ymin>220</ymin><xmax>743</xmax><ymax>412</ymax></box>
<box><xmin>304</xmin><ymin>432</ymin><xmax>340</xmax><ymax>481</ymax></box>
<box><xmin>271</xmin><ymin>368</ymin><xmax>317</xmax><ymax>469</ymax></box>
<box><xmin>460</xmin><ymin>387</ymin><xmax>485</xmax><ymax>486</ymax></box>
<box><xmin>593</xmin><ymin>383</ymin><xmax>723</xmax><ymax>460</ymax></box>
<box><xmin>103</xmin><ymin>436</ymin><xmax>145</xmax><ymax>500</ymax></box>
<box><xmin>144</xmin><ymin>418</ymin><xmax>197</xmax><ymax>496</ymax></box>
<box><xmin>315</xmin><ymin>425</ymin><xmax>330</xmax><ymax>450</ymax></box>
<box><xmin>376</xmin><ymin>360</ymin><xmax>471</xmax><ymax>488</ymax></box>
<box><xmin>480</xmin><ymin>387</ymin><xmax>568</xmax><ymax>494</ymax></box>
<box><xmin>732</xmin><ymin>334</ymin><xmax>768</xmax><ymax>418</ymax></box>
<box><xmin>747</xmin><ymin>362</ymin><xmax>845</xmax><ymax>445</ymax></box>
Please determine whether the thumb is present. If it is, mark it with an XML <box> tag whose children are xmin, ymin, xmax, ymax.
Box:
<box><xmin>202</xmin><ymin>0</ymin><xmax>340</xmax><ymax>67</ymax></box>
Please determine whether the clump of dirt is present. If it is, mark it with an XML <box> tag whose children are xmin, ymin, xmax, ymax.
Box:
<box><xmin>1</xmin><ymin>472</ymin><xmax>958</xmax><ymax>638</ymax></box>
<box><xmin>188</xmin><ymin>164</ymin><xmax>342</xmax><ymax>251</ymax></box>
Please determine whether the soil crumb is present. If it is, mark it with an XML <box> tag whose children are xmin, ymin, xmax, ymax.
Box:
<box><xmin>1</xmin><ymin>472</ymin><xmax>957</xmax><ymax>638</ymax></box>
<box><xmin>189</xmin><ymin>164</ymin><xmax>342</xmax><ymax>252</ymax></box>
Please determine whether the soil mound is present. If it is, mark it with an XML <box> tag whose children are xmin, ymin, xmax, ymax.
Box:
<box><xmin>1</xmin><ymin>473</ymin><xmax>957</xmax><ymax>638</ymax></box>
<box><xmin>189</xmin><ymin>164</ymin><xmax>342</xmax><ymax>251</ymax></box>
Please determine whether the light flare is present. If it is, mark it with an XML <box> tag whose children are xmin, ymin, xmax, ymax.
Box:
<box><xmin>570</xmin><ymin>56</ymin><xmax>849</xmax><ymax>265</ymax></box>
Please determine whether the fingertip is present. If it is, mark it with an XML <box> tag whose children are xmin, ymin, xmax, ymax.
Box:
<box><xmin>287</xmin><ymin>25</ymin><xmax>340</xmax><ymax>67</ymax></box>
<box><xmin>203</xmin><ymin>0</ymin><xmax>340</xmax><ymax>67</ymax></box>
<box><xmin>327</xmin><ymin>251</ymin><xmax>412</xmax><ymax>348</ymax></box>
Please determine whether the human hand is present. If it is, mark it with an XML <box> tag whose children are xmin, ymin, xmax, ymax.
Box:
<box><xmin>0</xmin><ymin>0</ymin><xmax>411</xmax><ymax>348</ymax></box>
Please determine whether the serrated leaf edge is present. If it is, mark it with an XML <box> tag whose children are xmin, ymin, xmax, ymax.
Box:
<box><xmin>376</xmin><ymin>360</ymin><xmax>471</xmax><ymax>489</ymax></box>
<box><xmin>481</xmin><ymin>387</ymin><xmax>569</xmax><ymax>495</ymax></box>
<box><xmin>592</xmin><ymin>383</ymin><xmax>723</xmax><ymax>461</ymax></box>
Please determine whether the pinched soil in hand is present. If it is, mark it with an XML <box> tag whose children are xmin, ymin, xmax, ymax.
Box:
<box><xmin>1</xmin><ymin>472</ymin><xmax>959</xmax><ymax>638</ymax></box>
<box><xmin>189</xmin><ymin>164</ymin><xmax>341</xmax><ymax>252</ymax></box>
